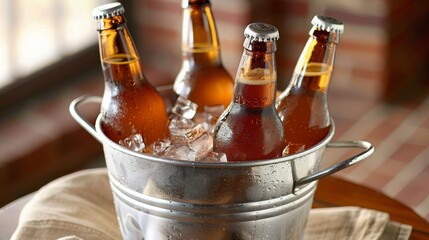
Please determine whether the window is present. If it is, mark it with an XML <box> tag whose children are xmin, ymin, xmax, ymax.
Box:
<box><xmin>0</xmin><ymin>0</ymin><xmax>112</xmax><ymax>110</ymax></box>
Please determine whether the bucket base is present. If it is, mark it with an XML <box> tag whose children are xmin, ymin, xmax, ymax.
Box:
<box><xmin>111</xmin><ymin>175</ymin><xmax>316</xmax><ymax>240</ymax></box>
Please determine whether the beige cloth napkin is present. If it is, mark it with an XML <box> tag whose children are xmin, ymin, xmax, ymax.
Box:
<box><xmin>11</xmin><ymin>168</ymin><xmax>412</xmax><ymax>240</ymax></box>
<box><xmin>305</xmin><ymin>208</ymin><xmax>411</xmax><ymax>240</ymax></box>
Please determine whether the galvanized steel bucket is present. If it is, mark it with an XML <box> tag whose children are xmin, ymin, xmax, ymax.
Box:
<box><xmin>69</xmin><ymin>88</ymin><xmax>374</xmax><ymax>240</ymax></box>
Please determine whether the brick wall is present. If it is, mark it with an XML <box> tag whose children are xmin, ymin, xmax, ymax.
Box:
<box><xmin>132</xmin><ymin>0</ymin><xmax>249</xmax><ymax>87</ymax></box>
<box><xmin>0</xmin><ymin>71</ymin><xmax>104</xmax><ymax>207</ymax></box>
<box><xmin>131</xmin><ymin>0</ymin><xmax>389</xmax><ymax>103</ymax></box>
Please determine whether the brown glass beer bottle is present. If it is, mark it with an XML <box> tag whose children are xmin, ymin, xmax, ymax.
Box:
<box><xmin>276</xmin><ymin>16</ymin><xmax>344</xmax><ymax>154</ymax></box>
<box><xmin>173</xmin><ymin>0</ymin><xmax>234</xmax><ymax>112</ymax></box>
<box><xmin>93</xmin><ymin>3</ymin><xmax>170</xmax><ymax>145</ymax></box>
<box><xmin>213</xmin><ymin>23</ymin><xmax>285</xmax><ymax>161</ymax></box>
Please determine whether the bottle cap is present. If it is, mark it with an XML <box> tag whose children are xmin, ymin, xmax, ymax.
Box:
<box><xmin>311</xmin><ymin>15</ymin><xmax>344</xmax><ymax>34</ymax></box>
<box><xmin>244</xmin><ymin>23</ymin><xmax>279</xmax><ymax>42</ymax></box>
<box><xmin>92</xmin><ymin>2</ymin><xmax>125</xmax><ymax>20</ymax></box>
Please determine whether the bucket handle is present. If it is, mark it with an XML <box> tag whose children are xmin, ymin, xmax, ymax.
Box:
<box><xmin>295</xmin><ymin>140</ymin><xmax>374</xmax><ymax>188</ymax></box>
<box><xmin>69</xmin><ymin>95</ymin><xmax>103</xmax><ymax>143</ymax></box>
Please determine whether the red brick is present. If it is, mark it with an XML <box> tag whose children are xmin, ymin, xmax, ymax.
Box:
<box><xmin>395</xmin><ymin>165</ymin><xmax>429</xmax><ymax>207</ymax></box>
<box><xmin>365</xmin><ymin>121</ymin><xmax>397</xmax><ymax>140</ymax></box>
<box><xmin>365</xmin><ymin>108</ymin><xmax>410</xmax><ymax>140</ymax></box>
<box><xmin>351</xmin><ymin>68</ymin><xmax>384</xmax><ymax>83</ymax></box>
<box><xmin>340</xmin><ymin>40</ymin><xmax>386</xmax><ymax>55</ymax></box>
<box><xmin>325</xmin><ymin>7</ymin><xmax>386</xmax><ymax>27</ymax></box>
<box><xmin>0</xmin><ymin>119</ymin><xmax>52</xmax><ymax>163</ymax></box>
<box><xmin>329</xmin><ymin>117</ymin><xmax>356</xmax><ymax>138</ymax></box>
<box><xmin>379</xmin><ymin>159</ymin><xmax>407</xmax><ymax>177</ymax></box>
<box><xmin>34</xmin><ymin>95</ymin><xmax>95</xmax><ymax>138</ymax></box>
<box><xmin>329</xmin><ymin>97</ymin><xmax>376</xmax><ymax>120</ymax></box>
<box><xmin>143</xmin><ymin>0</ymin><xmax>181</xmax><ymax>14</ymax></box>
<box><xmin>390</xmin><ymin>142</ymin><xmax>425</xmax><ymax>163</ymax></box>
<box><xmin>406</xmin><ymin>126</ymin><xmax>429</xmax><ymax>147</ymax></box>
<box><xmin>363</xmin><ymin>172</ymin><xmax>392</xmax><ymax>190</ymax></box>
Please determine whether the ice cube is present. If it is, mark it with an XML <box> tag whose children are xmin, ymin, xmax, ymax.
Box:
<box><xmin>185</xmin><ymin>124</ymin><xmax>207</xmax><ymax>141</ymax></box>
<box><xmin>169</xmin><ymin>117</ymin><xmax>196</xmax><ymax>144</ymax></box>
<box><xmin>193</xmin><ymin>113</ymin><xmax>210</xmax><ymax>132</ymax></box>
<box><xmin>150</xmin><ymin>138</ymin><xmax>171</xmax><ymax>156</ymax></box>
<box><xmin>169</xmin><ymin>117</ymin><xmax>195</xmax><ymax>134</ymax></box>
<box><xmin>197</xmin><ymin>151</ymin><xmax>227</xmax><ymax>163</ymax></box>
<box><xmin>119</xmin><ymin>134</ymin><xmax>145</xmax><ymax>153</ymax></box>
<box><xmin>163</xmin><ymin>144</ymin><xmax>196</xmax><ymax>161</ymax></box>
<box><xmin>171</xmin><ymin>96</ymin><xmax>198</xmax><ymax>119</ymax></box>
<box><xmin>193</xmin><ymin>105</ymin><xmax>225</xmax><ymax>134</ymax></box>
<box><xmin>187</xmin><ymin>124</ymin><xmax>213</xmax><ymax>158</ymax></box>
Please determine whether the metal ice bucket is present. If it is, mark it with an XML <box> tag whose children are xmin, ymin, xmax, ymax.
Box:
<box><xmin>69</xmin><ymin>87</ymin><xmax>374</xmax><ymax>240</ymax></box>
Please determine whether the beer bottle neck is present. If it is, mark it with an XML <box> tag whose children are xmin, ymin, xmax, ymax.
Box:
<box><xmin>181</xmin><ymin>0</ymin><xmax>222</xmax><ymax>65</ymax></box>
<box><xmin>233</xmin><ymin>41</ymin><xmax>277</xmax><ymax>108</ymax></box>
<box><xmin>290</xmin><ymin>29</ymin><xmax>338</xmax><ymax>93</ymax></box>
<box><xmin>239</xmin><ymin>41</ymin><xmax>277</xmax><ymax>81</ymax></box>
<box><xmin>96</xmin><ymin>15</ymin><xmax>144</xmax><ymax>86</ymax></box>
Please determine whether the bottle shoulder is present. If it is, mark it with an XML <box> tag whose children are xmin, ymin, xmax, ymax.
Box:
<box><xmin>219</xmin><ymin>104</ymin><xmax>280</xmax><ymax>121</ymax></box>
<box><xmin>175</xmin><ymin>64</ymin><xmax>234</xmax><ymax>84</ymax></box>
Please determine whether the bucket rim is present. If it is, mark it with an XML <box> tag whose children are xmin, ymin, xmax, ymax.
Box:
<box><xmin>95</xmin><ymin>114</ymin><xmax>335</xmax><ymax>168</ymax></box>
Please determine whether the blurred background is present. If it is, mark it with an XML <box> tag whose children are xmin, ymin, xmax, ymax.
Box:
<box><xmin>0</xmin><ymin>0</ymin><xmax>428</xmax><ymax>223</ymax></box>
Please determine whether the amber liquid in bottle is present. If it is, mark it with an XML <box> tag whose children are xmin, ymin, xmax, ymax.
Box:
<box><xmin>276</xmin><ymin>62</ymin><xmax>332</xmax><ymax>154</ymax></box>
<box><xmin>214</xmin><ymin>79</ymin><xmax>285</xmax><ymax>161</ymax></box>
<box><xmin>277</xmin><ymin>27</ymin><xmax>340</xmax><ymax>154</ymax></box>
<box><xmin>214</xmin><ymin>27</ymin><xmax>285</xmax><ymax>161</ymax></box>
<box><xmin>96</xmin><ymin>9</ymin><xmax>169</xmax><ymax>145</ymax></box>
<box><xmin>174</xmin><ymin>0</ymin><xmax>234</xmax><ymax>111</ymax></box>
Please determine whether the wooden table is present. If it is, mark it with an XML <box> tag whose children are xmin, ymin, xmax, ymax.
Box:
<box><xmin>1</xmin><ymin>176</ymin><xmax>429</xmax><ymax>239</ymax></box>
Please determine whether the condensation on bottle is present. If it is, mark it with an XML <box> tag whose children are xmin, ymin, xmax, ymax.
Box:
<box><xmin>92</xmin><ymin>2</ymin><xmax>170</xmax><ymax>145</ymax></box>
<box><xmin>213</xmin><ymin>23</ymin><xmax>286</xmax><ymax>161</ymax></box>
<box><xmin>276</xmin><ymin>15</ymin><xmax>344</xmax><ymax>154</ymax></box>
<box><xmin>173</xmin><ymin>0</ymin><xmax>234</xmax><ymax>112</ymax></box>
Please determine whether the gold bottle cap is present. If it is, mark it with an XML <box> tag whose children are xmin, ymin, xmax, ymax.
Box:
<box><xmin>311</xmin><ymin>15</ymin><xmax>344</xmax><ymax>34</ymax></box>
<box><xmin>92</xmin><ymin>2</ymin><xmax>125</xmax><ymax>20</ymax></box>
